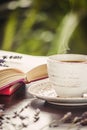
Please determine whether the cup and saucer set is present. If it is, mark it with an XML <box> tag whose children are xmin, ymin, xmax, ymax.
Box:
<box><xmin>28</xmin><ymin>54</ymin><xmax>87</xmax><ymax>107</ymax></box>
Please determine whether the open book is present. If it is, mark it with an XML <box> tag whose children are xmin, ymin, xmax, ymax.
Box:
<box><xmin>0</xmin><ymin>50</ymin><xmax>48</xmax><ymax>95</ymax></box>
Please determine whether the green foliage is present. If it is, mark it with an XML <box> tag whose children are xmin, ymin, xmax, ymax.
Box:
<box><xmin>0</xmin><ymin>0</ymin><xmax>87</xmax><ymax>56</ymax></box>
<box><xmin>2</xmin><ymin>11</ymin><xmax>18</xmax><ymax>50</ymax></box>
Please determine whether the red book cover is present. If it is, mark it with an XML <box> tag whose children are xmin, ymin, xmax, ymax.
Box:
<box><xmin>0</xmin><ymin>50</ymin><xmax>47</xmax><ymax>95</ymax></box>
<box><xmin>0</xmin><ymin>82</ymin><xmax>24</xmax><ymax>95</ymax></box>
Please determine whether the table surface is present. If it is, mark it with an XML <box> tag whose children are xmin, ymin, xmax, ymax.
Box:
<box><xmin>0</xmin><ymin>82</ymin><xmax>87</xmax><ymax>130</ymax></box>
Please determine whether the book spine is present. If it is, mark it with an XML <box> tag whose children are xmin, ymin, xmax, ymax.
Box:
<box><xmin>0</xmin><ymin>82</ymin><xmax>24</xmax><ymax>95</ymax></box>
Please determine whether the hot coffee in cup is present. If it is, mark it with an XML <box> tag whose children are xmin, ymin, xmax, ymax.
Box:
<box><xmin>47</xmin><ymin>54</ymin><xmax>87</xmax><ymax>97</ymax></box>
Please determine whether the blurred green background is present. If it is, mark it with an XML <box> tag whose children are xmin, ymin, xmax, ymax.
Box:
<box><xmin>0</xmin><ymin>0</ymin><xmax>87</xmax><ymax>56</ymax></box>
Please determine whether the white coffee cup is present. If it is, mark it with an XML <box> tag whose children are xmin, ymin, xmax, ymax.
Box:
<box><xmin>47</xmin><ymin>54</ymin><xmax>87</xmax><ymax>97</ymax></box>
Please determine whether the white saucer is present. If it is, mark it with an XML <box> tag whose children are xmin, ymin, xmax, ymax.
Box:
<box><xmin>28</xmin><ymin>79</ymin><xmax>87</xmax><ymax>106</ymax></box>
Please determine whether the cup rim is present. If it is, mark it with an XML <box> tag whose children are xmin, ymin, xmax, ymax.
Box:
<box><xmin>48</xmin><ymin>54</ymin><xmax>87</xmax><ymax>62</ymax></box>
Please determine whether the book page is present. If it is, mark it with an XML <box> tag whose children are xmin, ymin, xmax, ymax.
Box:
<box><xmin>0</xmin><ymin>50</ymin><xmax>48</xmax><ymax>73</ymax></box>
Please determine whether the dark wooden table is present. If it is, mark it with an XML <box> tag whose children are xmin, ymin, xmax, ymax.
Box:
<box><xmin>0</xmin><ymin>82</ymin><xmax>87</xmax><ymax>130</ymax></box>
